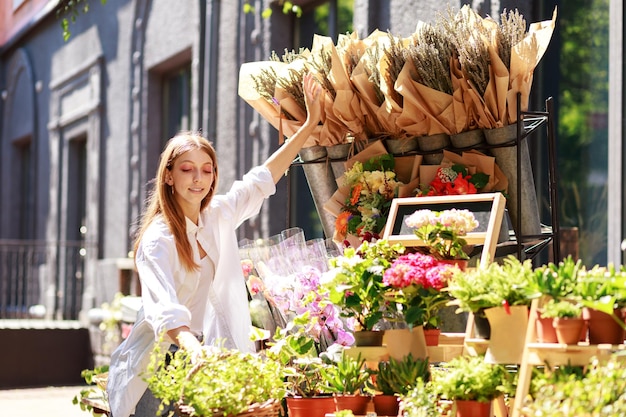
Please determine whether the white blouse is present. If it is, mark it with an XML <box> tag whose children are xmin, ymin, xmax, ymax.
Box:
<box><xmin>107</xmin><ymin>166</ymin><xmax>276</xmax><ymax>417</ymax></box>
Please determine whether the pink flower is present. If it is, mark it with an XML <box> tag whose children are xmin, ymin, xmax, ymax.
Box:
<box><xmin>246</xmin><ymin>275</ymin><xmax>264</xmax><ymax>295</ymax></box>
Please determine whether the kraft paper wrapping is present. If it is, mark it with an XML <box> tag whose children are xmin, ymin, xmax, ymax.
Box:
<box><xmin>440</xmin><ymin>150</ymin><xmax>508</xmax><ymax>194</ymax></box>
<box><xmin>395</xmin><ymin>59</ymin><xmax>453</xmax><ymax>136</ymax></box>
<box><xmin>298</xmin><ymin>146</ymin><xmax>339</xmax><ymax>239</ymax></box>
<box><xmin>450</xmin><ymin>57</ymin><xmax>496</xmax><ymax>130</ymax></box>
<box><xmin>383</xmin><ymin>328</ymin><xmax>428</xmax><ymax>361</ymax></box>
<box><xmin>484</xmin><ymin>305</ymin><xmax>529</xmax><ymax>365</ymax></box>
<box><xmin>238</xmin><ymin>60</ymin><xmax>322</xmax><ymax>148</ymax></box>
<box><xmin>506</xmin><ymin>8</ymin><xmax>557</xmax><ymax>124</ymax></box>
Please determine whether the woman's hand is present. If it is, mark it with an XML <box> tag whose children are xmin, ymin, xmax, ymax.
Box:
<box><xmin>302</xmin><ymin>72</ymin><xmax>323</xmax><ymax>128</ymax></box>
<box><xmin>263</xmin><ymin>71</ymin><xmax>325</xmax><ymax>183</ymax></box>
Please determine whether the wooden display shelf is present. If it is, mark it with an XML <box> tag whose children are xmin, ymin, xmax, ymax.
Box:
<box><xmin>522</xmin><ymin>342</ymin><xmax>626</xmax><ymax>367</ymax></box>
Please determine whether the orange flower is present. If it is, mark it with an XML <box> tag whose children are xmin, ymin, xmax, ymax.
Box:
<box><xmin>335</xmin><ymin>211</ymin><xmax>351</xmax><ymax>236</ymax></box>
<box><xmin>350</xmin><ymin>184</ymin><xmax>362</xmax><ymax>205</ymax></box>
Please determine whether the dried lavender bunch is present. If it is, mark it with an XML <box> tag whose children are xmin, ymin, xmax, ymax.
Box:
<box><xmin>275</xmin><ymin>67</ymin><xmax>307</xmax><ymax>114</ymax></box>
<box><xmin>437</xmin><ymin>6</ymin><xmax>490</xmax><ymax>97</ymax></box>
<box><xmin>251</xmin><ymin>65</ymin><xmax>278</xmax><ymax>103</ymax></box>
<box><xmin>382</xmin><ymin>31</ymin><xmax>407</xmax><ymax>106</ymax></box>
<box><xmin>337</xmin><ymin>33</ymin><xmax>363</xmax><ymax>78</ymax></box>
<box><xmin>496</xmin><ymin>9</ymin><xmax>526</xmax><ymax>69</ymax></box>
<box><xmin>309</xmin><ymin>48</ymin><xmax>337</xmax><ymax>99</ymax></box>
<box><xmin>407</xmin><ymin>22</ymin><xmax>454</xmax><ymax>94</ymax></box>
<box><xmin>269</xmin><ymin>48</ymin><xmax>308</xmax><ymax>63</ymax></box>
<box><xmin>364</xmin><ymin>43</ymin><xmax>385</xmax><ymax>105</ymax></box>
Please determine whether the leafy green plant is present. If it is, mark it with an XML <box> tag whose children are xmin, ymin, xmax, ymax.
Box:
<box><xmin>399</xmin><ymin>378</ymin><xmax>444</xmax><ymax>417</ymax></box>
<box><xmin>265</xmin><ymin>326</ymin><xmax>333</xmax><ymax>397</ymax></box>
<box><xmin>72</xmin><ymin>365</ymin><xmax>109</xmax><ymax>416</ymax></box>
<box><xmin>530</xmin><ymin>256</ymin><xmax>582</xmax><ymax>301</ymax></box>
<box><xmin>319</xmin><ymin>351</ymin><xmax>372</xmax><ymax>395</ymax></box>
<box><xmin>146</xmin><ymin>344</ymin><xmax>286</xmax><ymax>416</ymax></box>
<box><xmin>368</xmin><ymin>354</ymin><xmax>431</xmax><ymax>396</ymax></box>
<box><xmin>433</xmin><ymin>355</ymin><xmax>513</xmax><ymax>403</ymax></box>
<box><xmin>523</xmin><ymin>354</ymin><xmax>626</xmax><ymax>416</ymax></box>
<box><xmin>324</xmin><ymin>239</ymin><xmax>404</xmax><ymax>330</ymax></box>
<box><xmin>446</xmin><ymin>255</ymin><xmax>535</xmax><ymax>313</ymax></box>
<box><xmin>540</xmin><ymin>299</ymin><xmax>582</xmax><ymax>319</ymax></box>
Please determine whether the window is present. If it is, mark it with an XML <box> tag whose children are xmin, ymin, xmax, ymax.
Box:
<box><xmin>161</xmin><ymin>65</ymin><xmax>191</xmax><ymax>150</ymax></box>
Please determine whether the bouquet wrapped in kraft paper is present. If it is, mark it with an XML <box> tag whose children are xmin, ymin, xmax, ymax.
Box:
<box><xmin>238</xmin><ymin>5</ymin><xmax>557</xmax><ymax>240</ymax></box>
<box><xmin>323</xmin><ymin>140</ymin><xmax>421</xmax><ymax>247</ymax></box>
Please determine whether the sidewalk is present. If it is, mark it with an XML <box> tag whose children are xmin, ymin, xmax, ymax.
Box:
<box><xmin>0</xmin><ymin>386</ymin><xmax>90</xmax><ymax>417</ymax></box>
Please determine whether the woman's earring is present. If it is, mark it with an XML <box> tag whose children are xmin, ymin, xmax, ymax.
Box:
<box><xmin>171</xmin><ymin>185</ymin><xmax>175</xmax><ymax>195</ymax></box>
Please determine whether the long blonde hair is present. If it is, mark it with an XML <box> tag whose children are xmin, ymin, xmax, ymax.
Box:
<box><xmin>134</xmin><ymin>132</ymin><xmax>219</xmax><ymax>271</ymax></box>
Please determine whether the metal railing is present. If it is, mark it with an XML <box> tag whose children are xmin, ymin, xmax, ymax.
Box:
<box><xmin>0</xmin><ymin>239</ymin><xmax>94</xmax><ymax>320</ymax></box>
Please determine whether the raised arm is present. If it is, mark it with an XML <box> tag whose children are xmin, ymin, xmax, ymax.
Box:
<box><xmin>264</xmin><ymin>72</ymin><xmax>323</xmax><ymax>184</ymax></box>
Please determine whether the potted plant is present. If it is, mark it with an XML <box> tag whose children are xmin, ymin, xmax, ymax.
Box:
<box><xmin>447</xmin><ymin>256</ymin><xmax>535</xmax><ymax>363</ymax></box>
<box><xmin>145</xmin><ymin>343</ymin><xmax>286</xmax><ymax>417</ymax></box>
<box><xmin>398</xmin><ymin>378</ymin><xmax>445</xmax><ymax>417</ymax></box>
<box><xmin>382</xmin><ymin>251</ymin><xmax>453</xmax><ymax>347</ymax></box>
<box><xmin>522</xmin><ymin>354</ymin><xmax>626</xmax><ymax>416</ymax></box>
<box><xmin>573</xmin><ymin>264</ymin><xmax>626</xmax><ymax>345</ymax></box>
<box><xmin>323</xmin><ymin>239</ymin><xmax>404</xmax><ymax>344</ymax></box>
<box><xmin>72</xmin><ymin>365</ymin><xmax>110</xmax><ymax>416</ymax></box>
<box><xmin>530</xmin><ymin>256</ymin><xmax>582</xmax><ymax>343</ymax></box>
<box><xmin>264</xmin><ymin>327</ymin><xmax>336</xmax><ymax>417</ymax></box>
<box><xmin>433</xmin><ymin>355</ymin><xmax>513</xmax><ymax>417</ymax></box>
<box><xmin>404</xmin><ymin>208</ymin><xmax>479</xmax><ymax>262</ymax></box>
<box><xmin>368</xmin><ymin>353</ymin><xmax>431</xmax><ymax>416</ymax></box>
<box><xmin>539</xmin><ymin>299</ymin><xmax>584</xmax><ymax>345</ymax></box>
<box><xmin>319</xmin><ymin>349</ymin><xmax>373</xmax><ymax>415</ymax></box>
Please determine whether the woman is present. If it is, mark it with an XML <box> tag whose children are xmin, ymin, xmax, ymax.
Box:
<box><xmin>107</xmin><ymin>73</ymin><xmax>323</xmax><ymax>417</ymax></box>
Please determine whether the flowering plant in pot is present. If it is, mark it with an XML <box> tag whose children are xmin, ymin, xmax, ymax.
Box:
<box><xmin>334</xmin><ymin>154</ymin><xmax>401</xmax><ymax>243</ymax></box>
<box><xmin>323</xmin><ymin>240</ymin><xmax>404</xmax><ymax>337</ymax></box>
<box><xmin>382</xmin><ymin>251</ymin><xmax>453</xmax><ymax>335</ymax></box>
<box><xmin>404</xmin><ymin>208</ymin><xmax>479</xmax><ymax>261</ymax></box>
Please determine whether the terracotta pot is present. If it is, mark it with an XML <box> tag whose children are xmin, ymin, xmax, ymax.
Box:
<box><xmin>536</xmin><ymin>315</ymin><xmax>558</xmax><ymax>343</ymax></box>
<box><xmin>553</xmin><ymin>317</ymin><xmax>585</xmax><ymax>345</ymax></box>
<box><xmin>583</xmin><ymin>307</ymin><xmax>625</xmax><ymax>345</ymax></box>
<box><xmin>353</xmin><ymin>330</ymin><xmax>385</xmax><ymax>347</ymax></box>
<box><xmin>286</xmin><ymin>396</ymin><xmax>336</xmax><ymax>417</ymax></box>
<box><xmin>383</xmin><ymin>327</ymin><xmax>427</xmax><ymax>360</ymax></box>
<box><xmin>424</xmin><ymin>328</ymin><xmax>441</xmax><ymax>346</ymax></box>
<box><xmin>373</xmin><ymin>394</ymin><xmax>400</xmax><ymax>416</ymax></box>
<box><xmin>334</xmin><ymin>394</ymin><xmax>371</xmax><ymax>415</ymax></box>
<box><xmin>454</xmin><ymin>399</ymin><xmax>492</xmax><ymax>417</ymax></box>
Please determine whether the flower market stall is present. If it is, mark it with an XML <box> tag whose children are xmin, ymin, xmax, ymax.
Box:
<box><xmin>76</xmin><ymin>6</ymin><xmax>626</xmax><ymax>417</ymax></box>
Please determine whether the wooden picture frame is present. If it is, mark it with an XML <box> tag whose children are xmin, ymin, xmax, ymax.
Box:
<box><xmin>381</xmin><ymin>193</ymin><xmax>507</xmax><ymax>267</ymax></box>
